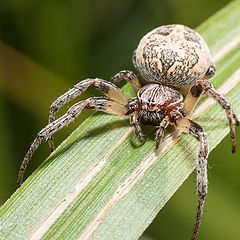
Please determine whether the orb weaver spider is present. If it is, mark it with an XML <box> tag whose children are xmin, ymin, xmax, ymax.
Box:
<box><xmin>18</xmin><ymin>24</ymin><xmax>239</xmax><ymax>240</ymax></box>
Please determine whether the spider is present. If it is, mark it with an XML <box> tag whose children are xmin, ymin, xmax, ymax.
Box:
<box><xmin>17</xmin><ymin>24</ymin><xmax>239</xmax><ymax>240</ymax></box>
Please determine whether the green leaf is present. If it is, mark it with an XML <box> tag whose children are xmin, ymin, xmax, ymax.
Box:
<box><xmin>1</xmin><ymin>1</ymin><xmax>240</xmax><ymax>240</ymax></box>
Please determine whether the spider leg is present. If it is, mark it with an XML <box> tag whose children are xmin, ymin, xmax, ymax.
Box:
<box><xmin>183</xmin><ymin>64</ymin><xmax>216</xmax><ymax>116</ymax></box>
<box><xmin>184</xmin><ymin>79</ymin><xmax>238</xmax><ymax>153</ymax></box>
<box><xmin>197</xmin><ymin>80</ymin><xmax>239</xmax><ymax>153</ymax></box>
<box><xmin>17</xmin><ymin>97</ymin><xmax>127</xmax><ymax>187</ymax></box>
<box><xmin>184</xmin><ymin>83</ymin><xmax>203</xmax><ymax>116</ymax></box>
<box><xmin>130</xmin><ymin>112</ymin><xmax>145</xmax><ymax>143</ymax></box>
<box><xmin>127</xmin><ymin>98</ymin><xmax>145</xmax><ymax>143</ymax></box>
<box><xmin>111</xmin><ymin>70</ymin><xmax>141</xmax><ymax>92</ymax></box>
<box><xmin>47</xmin><ymin>78</ymin><xmax>128</xmax><ymax>152</ymax></box>
<box><xmin>176</xmin><ymin>118</ymin><xmax>208</xmax><ymax>240</ymax></box>
<box><xmin>155</xmin><ymin>116</ymin><xmax>169</xmax><ymax>149</ymax></box>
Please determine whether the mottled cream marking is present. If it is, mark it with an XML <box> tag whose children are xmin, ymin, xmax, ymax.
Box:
<box><xmin>135</xmin><ymin>24</ymin><xmax>212</xmax><ymax>85</ymax></box>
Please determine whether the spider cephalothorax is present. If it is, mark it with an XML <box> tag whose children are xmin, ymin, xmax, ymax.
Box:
<box><xmin>127</xmin><ymin>84</ymin><xmax>185</xmax><ymax>146</ymax></box>
<box><xmin>18</xmin><ymin>24</ymin><xmax>239</xmax><ymax>240</ymax></box>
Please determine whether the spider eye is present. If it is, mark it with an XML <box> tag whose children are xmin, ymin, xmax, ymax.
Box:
<box><xmin>204</xmin><ymin>65</ymin><xmax>216</xmax><ymax>79</ymax></box>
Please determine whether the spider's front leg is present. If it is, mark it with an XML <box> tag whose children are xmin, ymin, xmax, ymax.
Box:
<box><xmin>47</xmin><ymin>78</ymin><xmax>128</xmax><ymax>152</ymax></box>
<box><xmin>129</xmin><ymin>112</ymin><xmax>145</xmax><ymax>143</ymax></box>
<box><xmin>127</xmin><ymin>98</ymin><xmax>145</xmax><ymax>143</ymax></box>
<box><xmin>111</xmin><ymin>70</ymin><xmax>141</xmax><ymax>93</ymax></box>
<box><xmin>176</xmin><ymin>118</ymin><xmax>208</xmax><ymax>240</ymax></box>
<box><xmin>155</xmin><ymin>116</ymin><xmax>169</xmax><ymax>149</ymax></box>
<box><xmin>17</xmin><ymin>97</ymin><xmax>127</xmax><ymax>187</ymax></box>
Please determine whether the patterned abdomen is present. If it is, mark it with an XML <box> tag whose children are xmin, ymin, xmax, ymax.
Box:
<box><xmin>133</xmin><ymin>24</ymin><xmax>213</xmax><ymax>85</ymax></box>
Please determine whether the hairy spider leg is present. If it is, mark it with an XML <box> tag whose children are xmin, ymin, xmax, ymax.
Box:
<box><xmin>155</xmin><ymin>116</ymin><xmax>169</xmax><ymax>149</ymax></box>
<box><xmin>197</xmin><ymin>80</ymin><xmax>239</xmax><ymax>153</ymax></box>
<box><xmin>111</xmin><ymin>70</ymin><xmax>141</xmax><ymax>92</ymax></box>
<box><xmin>183</xmin><ymin>83</ymin><xmax>203</xmax><ymax>116</ymax></box>
<box><xmin>183</xmin><ymin>66</ymin><xmax>216</xmax><ymax>117</ymax></box>
<box><xmin>127</xmin><ymin>97</ymin><xmax>145</xmax><ymax>143</ymax></box>
<box><xmin>176</xmin><ymin>118</ymin><xmax>208</xmax><ymax>240</ymax></box>
<box><xmin>129</xmin><ymin>111</ymin><xmax>145</xmax><ymax>143</ymax></box>
<box><xmin>17</xmin><ymin>97</ymin><xmax>127</xmax><ymax>187</ymax></box>
<box><xmin>47</xmin><ymin>78</ymin><xmax>128</xmax><ymax>151</ymax></box>
<box><xmin>184</xmin><ymin>79</ymin><xmax>239</xmax><ymax>153</ymax></box>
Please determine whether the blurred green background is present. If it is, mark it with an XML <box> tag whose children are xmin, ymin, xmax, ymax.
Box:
<box><xmin>0</xmin><ymin>0</ymin><xmax>239</xmax><ymax>239</ymax></box>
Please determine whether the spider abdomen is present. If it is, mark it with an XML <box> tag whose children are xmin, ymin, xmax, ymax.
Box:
<box><xmin>133</xmin><ymin>24</ymin><xmax>214</xmax><ymax>85</ymax></box>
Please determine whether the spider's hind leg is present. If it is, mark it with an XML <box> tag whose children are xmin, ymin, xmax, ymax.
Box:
<box><xmin>176</xmin><ymin>118</ymin><xmax>208</xmax><ymax>240</ymax></box>
<box><xmin>111</xmin><ymin>70</ymin><xmax>141</xmax><ymax>92</ymax></box>
<box><xmin>47</xmin><ymin>78</ymin><xmax>129</xmax><ymax>152</ymax></box>
<box><xmin>18</xmin><ymin>97</ymin><xmax>127</xmax><ymax>187</ymax></box>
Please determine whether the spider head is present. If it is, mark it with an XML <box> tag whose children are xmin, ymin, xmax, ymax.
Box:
<box><xmin>130</xmin><ymin>84</ymin><xmax>185</xmax><ymax>125</ymax></box>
